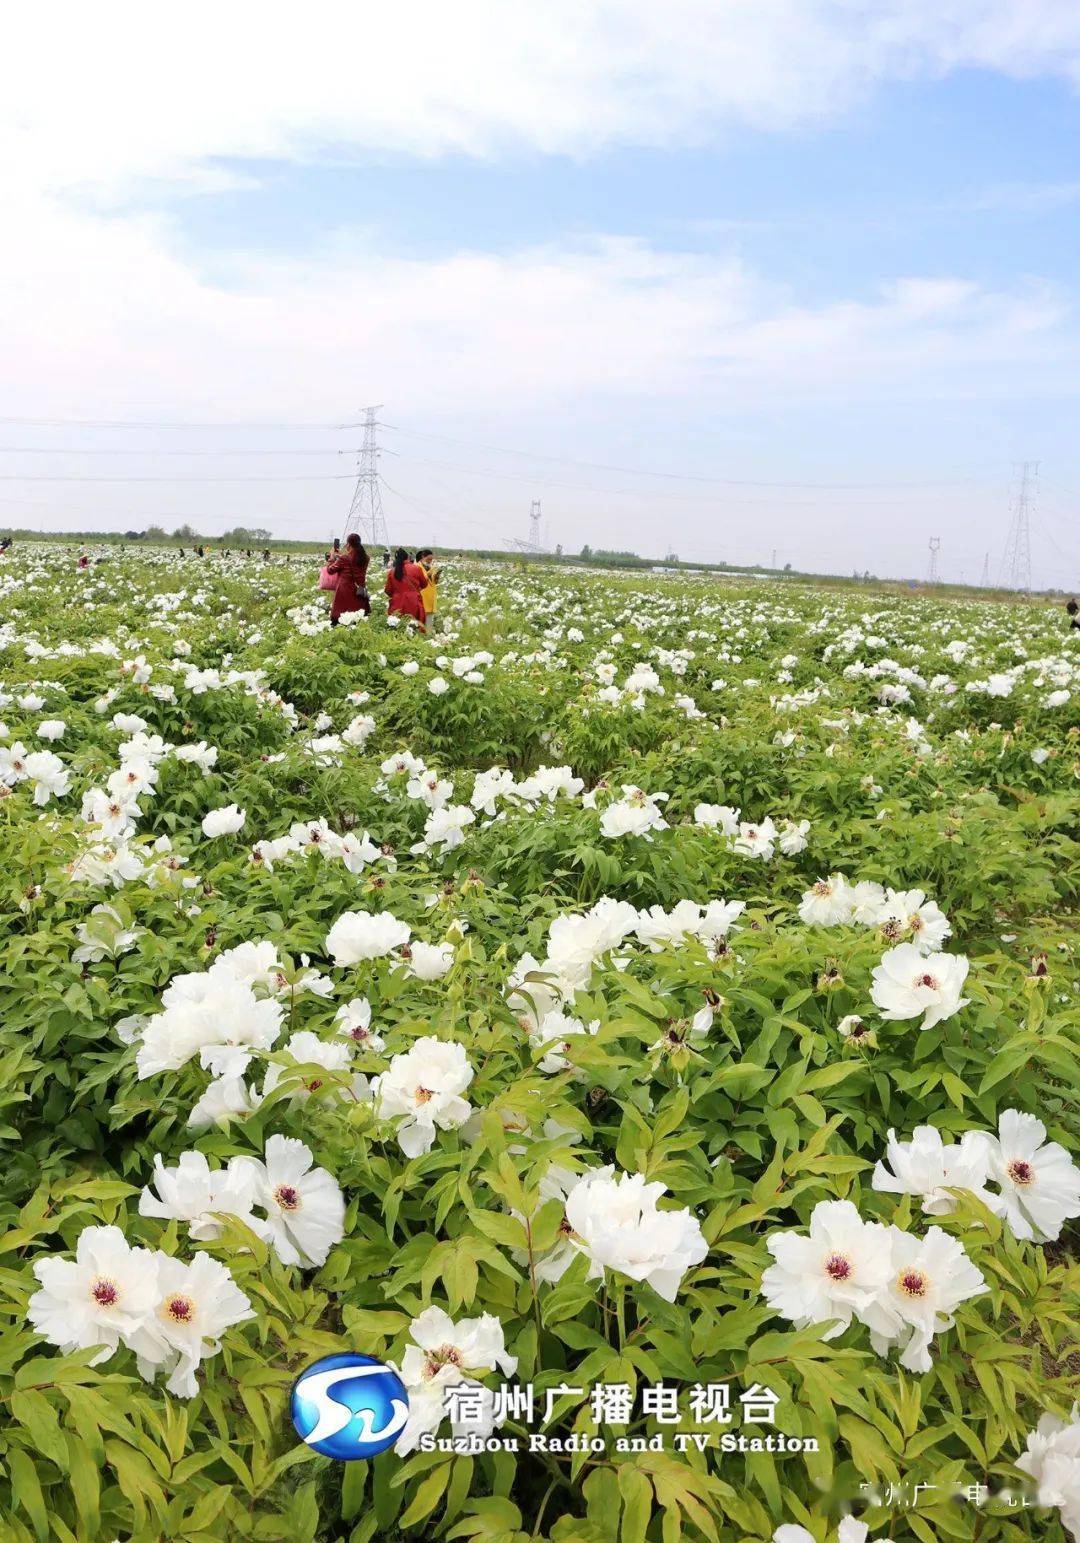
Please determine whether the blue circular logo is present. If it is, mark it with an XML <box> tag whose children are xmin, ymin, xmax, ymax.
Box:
<box><xmin>291</xmin><ymin>1353</ymin><xmax>410</xmax><ymax>1460</ymax></box>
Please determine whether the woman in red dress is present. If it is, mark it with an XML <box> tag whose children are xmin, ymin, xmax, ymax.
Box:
<box><xmin>326</xmin><ymin>533</ymin><xmax>370</xmax><ymax>626</ymax></box>
<box><xmin>384</xmin><ymin>547</ymin><xmax>425</xmax><ymax>623</ymax></box>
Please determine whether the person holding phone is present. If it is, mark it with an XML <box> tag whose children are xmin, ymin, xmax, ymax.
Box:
<box><xmin>415</xmin><ymin>547</ymin><xmax>440</xmax><ymax>633</ymax></box>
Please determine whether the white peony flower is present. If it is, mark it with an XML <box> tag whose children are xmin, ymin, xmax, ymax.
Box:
<box><xmin>138</xmin><ymin>1151</ymin><xmax>261</xmax><ymax>1241</ymax></box>
<box><xmin>972</xmin><ymin>1110</ymin><xmax>1080</xmax><ymax>1243</ymax></box>
<box><xmin>396</xmin><ymin>1305</ymin><xmax>518</xmax><ymax>1455</ymax></box>
<box><xmin>732</xmin><ymin>817</ymin><xmax>779</xmax><ymax>861</ymax></box>
<box><xmin>777</xmin><ymin>818</ymin><xmax>811</xmax><ymax>855</ymax></box>
<box><xmin>237</xmin><ymin>1135</ymin><xmax>345</xmax><ymax>1268</ymax></box>
<box><xmin>27</xmin><ymin>1225</ymin><xmax>160</xmax><ymax>1363</ymax></box>
<box><xmin>773</xmin><ymin>1521</ymin><xmax>869</xmax><ymax>1543</ymax></box>
<box><xmin>201</xmin><ymin>804</ymin><xmax>246</xmax><ymax>837</ymax></box>
<box><xmin>262</xmin><ymin>1031</ymin><xmax>359</xmax><ymax>1104</ymax></box>
<box><xmin>72</xmin><ymin>903</ymin><xmax>143</xmax><ymax>963</ymax></box>
<box><xmin>870</xmin><ymin>944</ymin><xmax>970</xmax><ymax>1030</ymax></box>
<box><xmin>599</xmin><ymin>787</ymin><xmax>669</xmax><ymax>840</ymax></box>
<box><xmin>859</xmin><ymin>1225</ymin><xmax>986</xmax><ymax>1373</ymax></box>
<box><xmin>529</xmin><ymin>1009</ymin><xmax>599</xmax><ymax>1074</ymax></box>
<box><xmin>135</xmin><ymin>1252</ymin><xmax>253</xmax><ymax>1398</ymax></box>
<box><xmin>413</xmin><ymin>803</ymin><xmax>475</xmax><ymax>854</ymax></box>
<box><xmin>174</xmin><ymin>740</ymin><xmax>219</xmax><ymax>773</ymax></box>
<box><xmin>876</xmin><ymin>887</ymin><xmax>951</xmax><ymax>952</ymax></box>
<box><xmin>23</xmin><ymin>749</ymin><xmax>71</xmax><ymax>804</ymax></box>
<box><xmin>562</xmin><ymin>1168</ymin><xmax>707</xmax><ymax>1302</ymax></box>
<box><xmin>798</xmin><ymin>876</ymin><xmax>855</xmax><ymax>927</ymax></box>
<box><xmin>634</xmin><ymin>900</ymin><xmax>705</xmax><ymax>952</ymax></box>
<box><xmin>335</xmin><ymin>997</ymin><xmax>385</xmax><ymax>1052</ymax></box>
<box><xmin>760</xmin><ymin>1199</ymin><xmax>892</xmax><ymax>1340</ymax></box>
<box><xmin>135</xmin><ymin>969</ymin><xmax>284</xmax><ymax>1080</ymax></box>
<box><xmin>372</xmin><ymin>1037</ymin><xmax>474</xmax><ymax>1158</ymax></box>
<box><xmin>186</xmin><ymin>1075</ymin><xmax>262</xmax><ymax>1130</ymax></box>
<box><xmin>694</xmin><ymin>803</ymin><xmax>740</xmax><ymax>834</ymax></box>
<box><xmin>342</xmin><ymin>712</ymin><xmax>376</xmax><ymax>746</ymax></box>
<box><xmin>326</xmin><ymin>909</ymin><xmax>411</xmax><ymax>965</ymax></box>
<box><xmin>407</xmin><ymin>771</ymin><xmax>455</xmax><ymax>810</ymax></box>
<box><xmin>871</xmin><ymin>1125</ymin><xmax>997</xmax><ymax>1216</ymax></box>
<box><xmin>407</xmin><ymin>941</ymin><xmax>456</xmax><ymax>980</ymax></box>
<box><xmin>698</xmin><ymin>898</ymin><xmax>746</xmax><ymax>943</ymax></box>
<box><xmin>1016</xmin><ymin>1406</ymin><xmax>1080</xmax><ymax>1542</ymax></box>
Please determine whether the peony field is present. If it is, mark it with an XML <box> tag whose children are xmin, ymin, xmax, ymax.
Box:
<box><xmin>0</xmin><ymin>542</ymin><xmax>1077</xmax><ymax>1543</ymax></box>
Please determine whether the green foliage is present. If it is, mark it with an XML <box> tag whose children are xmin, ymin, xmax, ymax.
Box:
<box><xmin>0</xmin><ymin>546</ymin><xmax>1076</xmax><ymax>1542</ymax></box>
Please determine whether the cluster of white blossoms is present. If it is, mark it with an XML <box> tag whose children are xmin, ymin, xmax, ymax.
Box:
<box><xmin>508</xmin><ymin>897</ymin><xmax>641</xmax><ymax>1019</ymax></box>
<box><xmin>128</xmin><ymin>941</ymin><xmax>327</xmax><ymax>1082</ymax></box>
<box><xmin>0</xmin><ymin>739</ymin><xmax>71</xmax><ymax>804</ymax></box>
<box><xmin>508</xmin><ymin>893</ymin><xmax>745</xmax><ymax>1048</ymax></box>
<box><xmin>252</xmin><ymin>818</ymin><xmax>388</xmax><ymax>875</ymax></box>
<box><xmin>138</xmin><ymin>1137</ymin><xmax>345</xmax><ymax>1268</ymax></box>
<box><xmin>394</xmin><ymin>1306</ymin><xmax>518</xmax><ymax>1455</ymax></box>
<box><xmin>61</xmin><ymin>726</ymin><xmax>217</xmax><ymax>890</ymax></box>
<box><xmin>694</xmin><ymin>804</ymin><xmax>811</xmax><ymax>860</ymax></box>
<box><xmin>471</xmin><ymin>763</ymin><xmax>584</xmax><ymax>815</ymax></box>
<box><xmin>597</xmin><ymin>785</ymin><xmax>671</xmax><ymax>840</ymax></box>
<box><xmin>27</xmin><ymin>1224</ymin><xmax>252</xmax><ymax>1398</ymax></box>
<box><xmin>798</xmin><ymin>876</ymin><xmax>951</xmax><ymax>951</ymax></box>
<box><xmin>633</xmin><ymin>897</ymin><xmax>746</xmax><ymax>952</ymax></box>
<box><xmin>371</xmin><ymin>754</ymin><xmax>585</xmax><ymax>858</ymax></box>
<box><xmin>1017</xmin><ymin>1405</ymin><xmax>1080</xmax><ymax>1542</ymax></box>
<box><xmin>873</xmin><ymin>1113</ymin><xmax>1080</xmax><ymax>1243</ymax></box>
<box><xmin>761</xmin><ymin>1198</ymin><xmax>987</xmax><ymax>1374</ymax></box>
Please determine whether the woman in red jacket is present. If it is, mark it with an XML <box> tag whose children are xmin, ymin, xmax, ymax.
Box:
<box><xmin>327</xmin><ymin>533</ymin><xmax>370</xmax><ymax>625</ymax></box>
<box><xmin>384</xmin><ymin>547</ymin><xmax>425</xmax><ymax>623</ymax></box>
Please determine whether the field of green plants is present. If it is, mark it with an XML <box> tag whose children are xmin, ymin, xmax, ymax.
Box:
<box><xmin>0</xmin><ymin>544</ymin><xmax>1077</xmax><ymax>1543</ymax></box>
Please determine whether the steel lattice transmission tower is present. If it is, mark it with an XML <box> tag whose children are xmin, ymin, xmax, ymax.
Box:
<box><xmin>926</xmin><ymin>536</ymin><xmax>941</xmax><ymax>584</ymax></box>
<box><xmin>529</xmin><ymin>500</ymin><xmax>542</xmax><ymax>548</ymax></box>
<box><xmin>343</xmin><ymin>406</ymin><xmax>389</xmax><ymax>551</ymax></box>
<box><xmin>999</xmin><ymin>461</ymin><xmax>1037</xmax><ymax>594</ymax></box>
<box><xmin>980</xmin><ymin>551</ymin><xmax>990</xmax><ymax>587</ymax></box>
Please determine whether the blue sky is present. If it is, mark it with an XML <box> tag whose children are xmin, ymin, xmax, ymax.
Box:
<box><xmin>181</xmin><ymin>72</ymin><xmax>1080</xmax><ymax>291</ymax></box>
<box><xmin>2</xmin><ymin>4</ymin><xmax>1079</xmax><ymax>583</ymax></box>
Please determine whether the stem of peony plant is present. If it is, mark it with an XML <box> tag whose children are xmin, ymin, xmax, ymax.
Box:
<box><xmin>524</xmin><ymin>1216</ymin><xmax>543</xmax><ymax>1341</ymax></box>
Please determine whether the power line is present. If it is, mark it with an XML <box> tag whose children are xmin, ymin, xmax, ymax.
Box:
<box><xmin>383</xmin><ymin>422</ymin><xmax>990</xmax><ymax>491</ymax></box>
<box><xmin>0</xmin><ymin>473</ymin><xmax>355</xmax><ymax>484</ymax></box>
<box><xmin>0</xmin><ymin>415</ymin><xmax>354</xmax><ymax>430</ymax></box>
<box><xmin>0</xmin><ymin>445</ymin><xmax>361</xmax><ymax>456</ymax></box>
<box><xmin>384</xmin><ymin>451</ymin><xmax>976</xmax><ymax>507</ymax></box>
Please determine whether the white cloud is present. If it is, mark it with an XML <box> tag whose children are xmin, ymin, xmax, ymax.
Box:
<box><xmin>4</xmin><ymin>2</ymin><xmax>1080</xmax><ymax>198</ymax></box>
<box><xmin>0</xmin><ymin>194</ymin><xmax>1068</xmax><ymax>425</ymax></box>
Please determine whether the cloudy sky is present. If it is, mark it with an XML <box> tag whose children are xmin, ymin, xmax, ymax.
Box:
<box><xmin>2</xmin><ymin>1</ymin><xmax>1080</xmax><ymax>583</ymax></box>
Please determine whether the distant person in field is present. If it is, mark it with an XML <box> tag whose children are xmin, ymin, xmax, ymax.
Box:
<box><xmin>326</xmin><ymin>532</ymin><xmax>370</xmax><ymax>626</ymax></box>
<box><xmin>384</xmin><ymin>547</ymin><xmax>425</xmax><ymax>623</ymax></box>
<box><xmin>1067</xmin><ymin>598</ymin><xmax>1079</xmax><ymax>631</ymax></box>
<box><xmin>77</xmin><ymin>548</ymin><xmax>89</xmax><ymax>569</ymax></box>
<box><xmin>415</xmin><ymin>548</ymin><xmax>440</xmax><ymax>634</ymax></box>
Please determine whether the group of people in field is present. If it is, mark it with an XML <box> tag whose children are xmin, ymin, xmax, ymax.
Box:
<box><xmin>323</xmin><ymin>535</ymin><xmax>440</xmax><ymax>632</ymax></box>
